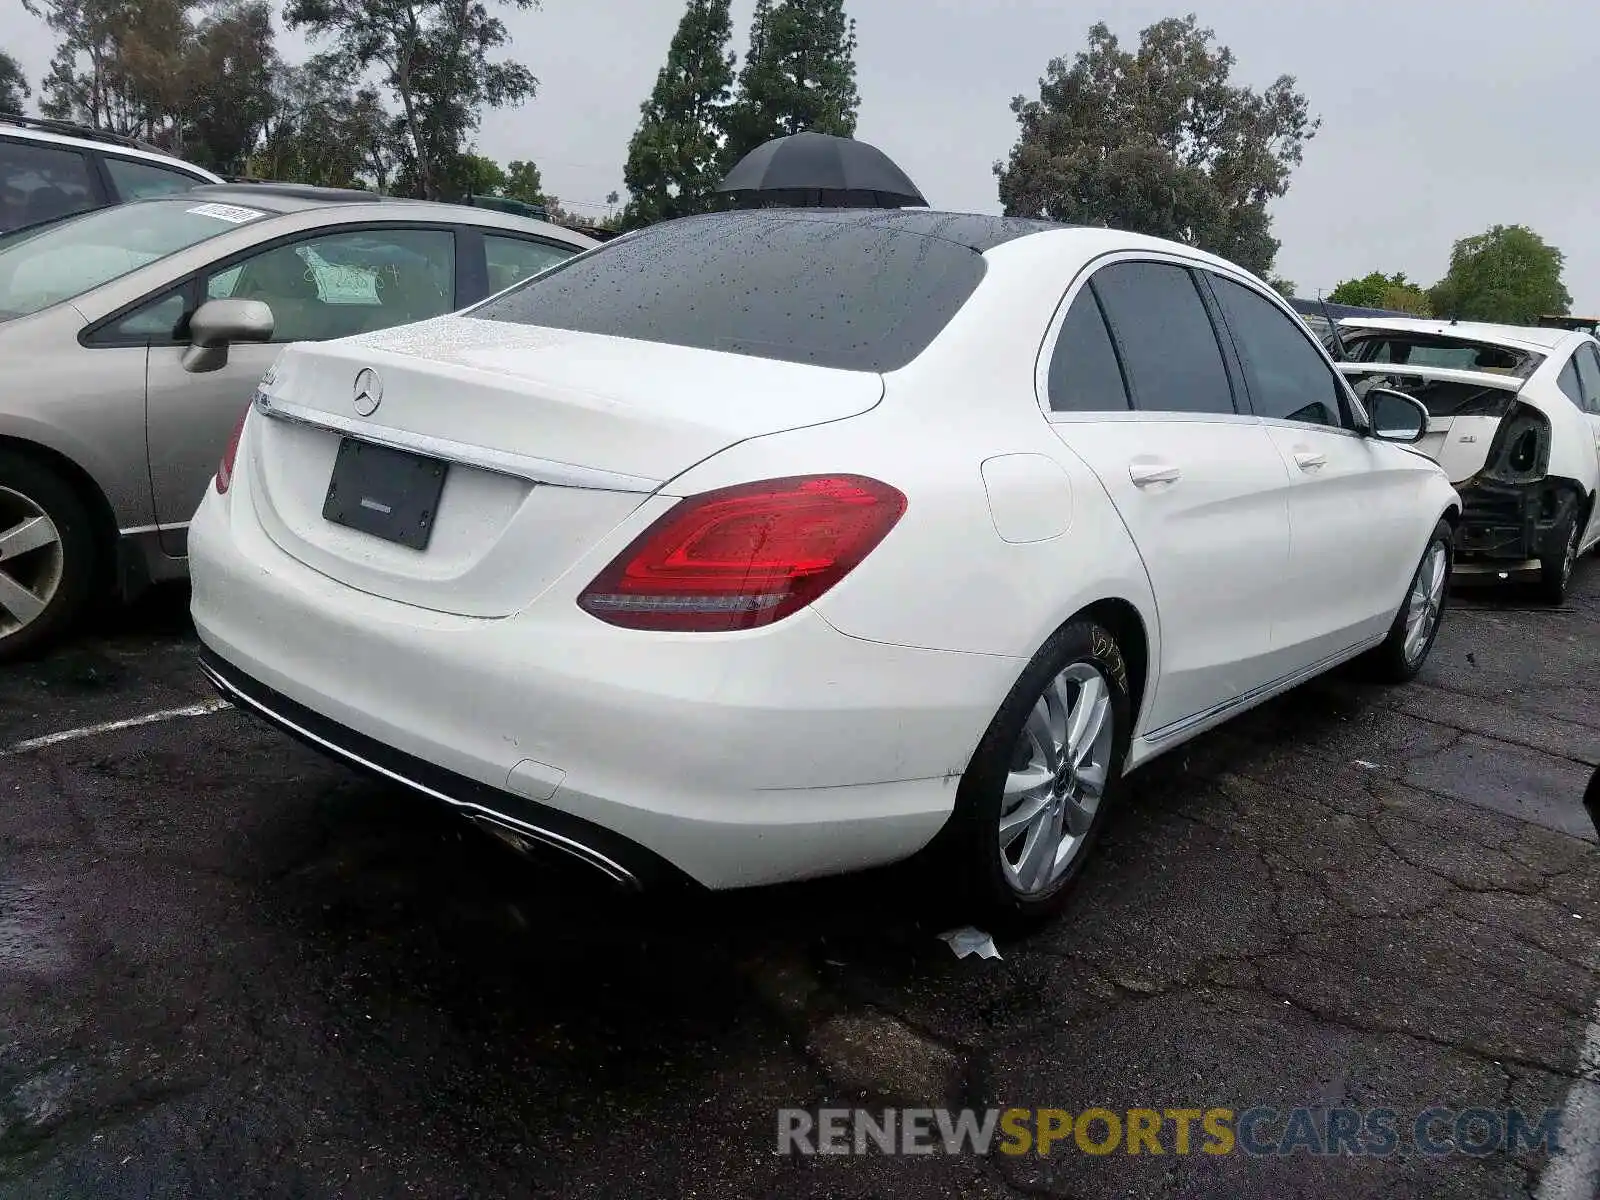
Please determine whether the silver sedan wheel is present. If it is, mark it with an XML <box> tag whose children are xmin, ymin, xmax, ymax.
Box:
<box><xmin>1403</xmin><ymin>540</ymin><xmax>1448</xmax><ymax>666</ymax></box>
<box><xmin>0</xmin><ymin>487</ymin><xmax>64</xmax><ymax>639</ymax></box>
<box><xmin>999</xmin><ymin>662</ymin><xmax>1115</xmax><ymax>897</ymax></box>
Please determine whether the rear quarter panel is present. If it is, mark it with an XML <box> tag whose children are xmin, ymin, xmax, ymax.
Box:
<box><xmin>659</xmin><ymin>232</ymin><xmax>1163</xmax><ymax>732</ymax></box>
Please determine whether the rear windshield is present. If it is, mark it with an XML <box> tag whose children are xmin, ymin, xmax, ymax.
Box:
<box><xmin>1343</xmin><ymin>331</ymin><xmax>1543</xmax><ymax>377</ymax></box>
<box><xmin>470</xmin><ymin>212</ymin><xmax>987</xmax><ymax>372</ymax></box>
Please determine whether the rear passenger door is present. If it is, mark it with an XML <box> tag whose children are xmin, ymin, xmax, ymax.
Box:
<box><xmin>1203</xmin><ymin>270</ymin><xmax>1429</xmax><ymax>666</ymax></box>
<box><xmin>1040</xmin><ymin>257</ymin><xmax>1294</xmax><ymax>736</ymax></box>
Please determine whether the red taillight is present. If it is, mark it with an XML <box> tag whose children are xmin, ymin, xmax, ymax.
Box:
<box><xmin>578</xmin><ymin>474</ymin><xmax>907</xmax><ymax>632</ymax></box>
<box><xmin>215</xmin><ymin>407</ymin><xmax>249</xmax><ymax>494</ymax></box>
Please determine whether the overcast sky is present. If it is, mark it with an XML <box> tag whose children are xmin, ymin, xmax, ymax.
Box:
<box><xmin>10</xmin><ymin>0</ymin><xmax>1598</xmax><ymax>309</ymax></box>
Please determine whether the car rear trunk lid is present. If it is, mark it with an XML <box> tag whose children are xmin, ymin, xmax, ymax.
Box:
<box><xmin>244</xmin><ymin>316</ymin><xmax>885</xmax><ymax>617</ymax></box>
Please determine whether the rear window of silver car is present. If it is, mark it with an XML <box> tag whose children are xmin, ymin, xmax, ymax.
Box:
<box><xmin>0</xmin><ymin>197</ymin><xmax>272</xmax><ymax>320</ymax></box>
<box><xmin>471</xmin><ymin>211</ymin><xmax>987</xmax><ymax>372</ymax></box>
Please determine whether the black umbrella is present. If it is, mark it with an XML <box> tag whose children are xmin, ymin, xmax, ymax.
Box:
<box><xmin>718</xmin><ymin>131</ymin><xmax>927</xmax><ymax>209</ymax></box>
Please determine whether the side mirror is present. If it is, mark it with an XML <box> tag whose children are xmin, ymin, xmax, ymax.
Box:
<box><xmin>1364</xmin><ymin>387</ymin><xmax>1429</xmax><ymax>444</ymax></box>
<box><xmin>181</xmin><ymin>298</ymin><xmax>274</xmax><ymax>374</ymax></box>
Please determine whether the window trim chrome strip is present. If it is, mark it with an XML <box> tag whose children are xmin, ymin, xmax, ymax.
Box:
<box><xmin>253</xmin><ymin>392</ymin><xmax>662</xmax><ymax>494</ymax></box>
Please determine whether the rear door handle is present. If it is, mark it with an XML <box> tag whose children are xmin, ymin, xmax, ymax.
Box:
<box><xmin>1129</xmin><ymin>461</ymin><xmax>1181</xmax><ymax>487</ymax></box>
<box><xmin>1294</xmin><ymin>451</ymin><xmax>1327</xmax><ymax>472</ymax></box>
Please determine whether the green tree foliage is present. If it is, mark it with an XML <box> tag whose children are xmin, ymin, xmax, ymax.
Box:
<box><xmin>503</xmin><ymin>159</ymin><xmax>544</xmax><ymax>204</ymax></box>
<box><xmin>0</xmin><ymin>50</ymin><xmax>30</xmax><ymax>113</ymax></box>
<box><xmin>458</xmin><ymin>151</ymin><xmax>507</xmax><ymax>195</ymax></box>
<box><xmin>720</xmin><ymin>0</ymin><xmax>859</xmax><ymax>171</ymax></box>
<box><xmin>23</xmin><ymin>0</ymin><xmax>277</xmax><ymax>169</ymax></box>
<box><xmin>1426</xmin><ymin>225</ymin><xmax>1571</xmax><ymax>325</ymax></box>
<box><xmin>621</xmin><ymin>0</ymin><xmax>735</xmax><ymax>229</ymax></box>
<box><xmin>27</xmin><ymin>0</ymin><xmax>193</xmax><ymax>139</ymax></box>
<box><xmin>254</xmin><ymin>53</ymin><xmax>397</xmax><ymax>190</ymax></box>
<box><xmin>1328</xmin><ymin>271</ymin><xmax>1430</xmax><ymax>315</ymax></box>
<box><xmin>995</xmin><ymin>14</ymin><xmax>1319</xmax><ymax>277</ymax></box>
<box><xmin>184</xmin><ymin>0</ymin><xmax>279</xmax><ymax>173</ymax></box>
<box><xmin>285</xmin><ymin>0</ymin><xmax>538</xmax><ymax>200</ymax></box>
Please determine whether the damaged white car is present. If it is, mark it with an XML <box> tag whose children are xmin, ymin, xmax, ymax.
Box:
<box><xmin>1336</xmin><ymin>318</ymin><xmax>1600</xmax><ymax>602</ymax></box>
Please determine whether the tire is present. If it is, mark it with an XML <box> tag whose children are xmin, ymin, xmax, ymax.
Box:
<box><xmin>940</xmin><ymin>619</ymin><xmax>1133</xmax><ymax>927</ymax></box>
<box><xmin>0</xmin><ymin>450</ymin><xmax>99</xmax><ymax>662</ymax></box>
<box><xmin>1361</xmin><ymin>518</ymin><xmax>1453</xmax><ymax>684</ymax></box>
<box><xmin>1535</xmin><ymin>509</ymin><xmax>1581</xmax><ymax>605</ymax></box>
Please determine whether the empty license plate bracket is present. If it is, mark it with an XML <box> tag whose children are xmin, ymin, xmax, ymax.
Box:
<box><xmin>322</xmin><ymin>437</ymin><xmax>448</xmax><ymax>551</ymax></box>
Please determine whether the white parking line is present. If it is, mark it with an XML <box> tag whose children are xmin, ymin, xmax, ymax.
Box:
<box><xmin>0</xmin><ymin>699</ymin><xmax>232</xmax><ymax>755</ymax></box>
<box><xmin>1538</xmin><ymin>999</ymin><xmax>1600</xmax><ymax>1200</ymax></box>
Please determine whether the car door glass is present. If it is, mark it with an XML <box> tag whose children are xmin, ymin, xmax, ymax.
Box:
<box><xmin>204</xmin><ymin>227</ymin><xmax>455</xmax><ymax>342</ymax></box>
<box><xmin>1046</xmin><ymin>287</ymin><xmax>1130</xmax><ymax>412</ymax></box>
<box><xmin>1574</xmin><ymin>345</ymin><xmax>1600</xmax><ymax>415</ymax></box>
<box><xmin>1209</xmin><ymin>274</ymin><xmax>1349</xmax><ymax>428</ymax></box>
<box><xmin>1090</xmin><ymin>261</ymin><xmax>1235</xmax><ymax>415</ymax></box>
<box><xmin>103</xmin><ymin>157</ymin><xmax>203</xmax><ymax>201</ymax></box>
<box><xmin>484</xmin><ymin>234</ymin><xmax>576</xmax><ymax>294</ymax></box>
<box><xmin>0</xmin><ymin>140</ymin><xmax>98</xmax><ymax>233</ymax></box>
<box><xmin>102</xmin><ymin>290</ymin><xmax>187</xmax><ymax>342</ymax></box>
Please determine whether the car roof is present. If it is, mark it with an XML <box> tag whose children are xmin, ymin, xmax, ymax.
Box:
<box><xmin>138</xmin><ymin>185</ymin><xmax>600</xmax><ymax>247</ymax></box>
<box><xmin>1336</xmin><ymin>316</ymin><xmax>1574</xmax><ymax>352</ymax></box>
<box><xmin>182</xmin><ymin>183</ymin><xmax>386</xmax><ymax>213</ymax></box>
<box><xmin>646</xmin><ymin>207</ymin><xmax>1075</xmax><ymax>252</ymax></box>
<box><xmin>0</xmin><ymin>118</ymin><xmax>224</xmax><ymax>180</ymax></box>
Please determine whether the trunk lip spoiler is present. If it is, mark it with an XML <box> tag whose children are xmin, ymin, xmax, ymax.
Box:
<box><xmin>251</xmin><ymin>390</ymin><xmax>664</xmax><ymax>495</ymax></box>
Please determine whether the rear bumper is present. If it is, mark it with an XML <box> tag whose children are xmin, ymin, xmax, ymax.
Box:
<box><xmin>199</xmin><ymin>646</ymin><xmax>686</xmax><ymax>890</ymax></box>
<box><xmin>189</xmin><ymin>480</ymin><xmax>1023</xmax><ymax>890</ymax></box>
<box><xmin>1453</xmin><ymin>476</ymin><xmax>1583</xmax><ymax>568</ymax></box>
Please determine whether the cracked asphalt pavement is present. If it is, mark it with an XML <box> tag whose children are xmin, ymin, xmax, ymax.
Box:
<box><xmin>1</xmin><ymin>566</ymin><xmax>1596</xmax><ymax>1199</ymax></box>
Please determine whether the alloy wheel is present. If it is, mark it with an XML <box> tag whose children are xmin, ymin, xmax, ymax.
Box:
<box><xmin>1403</xmin><ymin>540</ymin><xmax>1448</xmax><ymax>665</ymax></box>
<box><xmin>0</xmin><ymin>487</ymin><xmax>64</xmax><ymax>639</ymax></box>
<box><xmin>999</xmin><ymin>662</ymin><xmax>1115</xmax><ymax>896</ymax></box>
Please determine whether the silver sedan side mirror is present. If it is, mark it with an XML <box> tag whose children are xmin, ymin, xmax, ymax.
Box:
<box><xmin>181</xmin><ymin>298</ymin><xmax>274</xmax><ymax>374</ymax></box>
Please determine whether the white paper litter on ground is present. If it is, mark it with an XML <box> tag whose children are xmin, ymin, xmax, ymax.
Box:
<box><xmin>939</xmin><ymin>927</ymin><xmax>1002</xmax><ymax>961</ymax></box>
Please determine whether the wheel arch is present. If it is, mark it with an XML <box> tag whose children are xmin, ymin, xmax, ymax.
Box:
<box><xmin>1068</xmin><ymin>596</ymin><xmax>1152</xmax><ymax>736</ymax></box>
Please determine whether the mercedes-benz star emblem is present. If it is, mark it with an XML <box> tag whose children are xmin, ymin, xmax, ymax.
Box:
<box><xmin>352</xmin><ymin>367</ymin><xmax>383</xmax><ymax>417</ymax></box>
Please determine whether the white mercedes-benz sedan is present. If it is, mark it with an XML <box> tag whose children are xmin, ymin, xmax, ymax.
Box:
<box><xmin>189</xmin><ymin>209</ymin><xmax>1461</xmax><ymax>921</ymax></box>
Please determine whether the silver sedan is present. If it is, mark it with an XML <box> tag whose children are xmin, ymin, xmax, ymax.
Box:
<box><xmin>0</xmin><ymin>183</ymin><xmax>596</xmax><ymax>658</ymax></box>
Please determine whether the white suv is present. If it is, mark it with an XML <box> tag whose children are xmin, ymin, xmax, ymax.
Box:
<box><xmin>0</xmin><ymin>115</ymin><xmax>221</xmax><ymax>236</ymax></box>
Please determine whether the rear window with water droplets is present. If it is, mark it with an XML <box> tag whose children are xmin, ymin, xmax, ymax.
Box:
<box><xmin>470</xmin><ymin>211</ymin><xmax>986</xmax><ymax>372</ymax></box>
